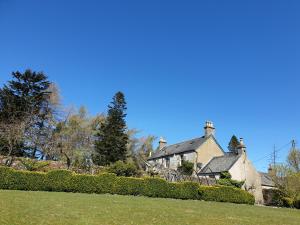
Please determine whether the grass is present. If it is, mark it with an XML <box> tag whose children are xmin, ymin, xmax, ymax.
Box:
<box><xmin>0</xmin><ymin>190</ymin><xmax>299</xmax><ymax>225</ymax></box>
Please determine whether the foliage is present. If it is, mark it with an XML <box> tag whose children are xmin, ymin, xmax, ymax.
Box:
<box><xmin>228</xmin><ymin>135</ymin><xmax>240</xmax><ymax>153</ymax></box>
<box><xmin>220</xmin><ymin>171</ymin><xmax>232</xmax><ymax>179</ymax></box>
<box><xmin>0</xmin><ymin>166</ymin><xmax>255</xmax><ymax>205</ymax></box>
<box><xmin>271</xmin><ymin>146</ymin><xmax>300</xmax><ymax>208</ymax></box>
<box><xmin>287</xmin><ymin>147</ymin><xmax>300</xmax><ymax>172</ymax></box>
<box><xmin>53</xmin><ymin>106</ymin><xmax>104</xmax><ymax>169</ymax></box>
<box><xmin>107</xmin><ymin>161</ymin><xmax>140</xmax><ymax>177</ymax></box>
<box><xmin>263</xmin><ymin>189</ymin><xmax>296</xmax><ymax>208</ymax></box>
<box><xmin>20</xmin><ymin>158</ymin><xmax>50</xmax><ymax>171</ymax></box>
<box><xmin>94</xmin><ymin>92</ymin><xmax>129</xmax><ymax>166</ymax></box>
<box><xmin>294</xmin><ymin>198</ymin><xmax>300</xmax><ymax>209</ymax></box>
<box><xmin>0</xmin><ymin>70</ymin><xmax>53</xmax><ymax>157</ymax></box>
<box><xmin>217</xmin><ymin>171</ymin><xmax>244</xmax><ymax>188</ymax></box>
<box><xmin>178</xmin><ymin>160</ymin><xmax>194</xmax><ymax>176</ymax></box>
<box><xmin>198</xmin><ymin>185</ymin><xmax>255</xmax><ymax>205</ymax></box>
<box><xmin>127</xmin><ymin>129</ymin><xmax>156</xmax><ymax>170</ymax></box>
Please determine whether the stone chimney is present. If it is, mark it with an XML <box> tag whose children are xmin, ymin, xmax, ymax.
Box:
<box><xmin>159</xmin><ymin>137</ymin><xmax>167</xmax><ymax>150</ymax></box>
<box><xmin>204</xmin><ymin>121</ymin><xmax>215</xmax><ymax>137</ymax></box>
<box><xmin>268</xmin><ymin>165</ymin><xmax>273</xmax><ymax>174</ymax></box>
<box><xmin>237</xmin><ymin>138</ymin><xmax>246</xmax><ymax>154</ymax></box>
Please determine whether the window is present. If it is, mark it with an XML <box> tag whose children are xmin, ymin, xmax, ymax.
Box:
<box><xmin>165</xmin><ymin>157</ymin><xmax>170</xmax><ymax>168</ymax></box>
<box><xmin>179</xmin><ymin>154</ymin><xmax>186</xmax><ymax>165</ymax></box>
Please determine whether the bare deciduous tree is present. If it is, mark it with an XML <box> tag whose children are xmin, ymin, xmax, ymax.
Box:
<box><xmin>0</xmin><ymin>117</ymin><xmax>26</xmax><ymax>165</ymax></box>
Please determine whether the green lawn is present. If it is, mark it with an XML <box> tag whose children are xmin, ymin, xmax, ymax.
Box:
<box><xmin>0</xmin><ymin>190</ymin><xmax>299</xmax><ymax>225</ymax></box>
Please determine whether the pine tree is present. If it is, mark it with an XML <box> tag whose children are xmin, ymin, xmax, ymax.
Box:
<box><xmin>228</xmin><ymin>135</ymin><xmax>240</xmax><ymax>153</ymax></box>
<box><xmin>0</xmin><ymin>70</ymin><xmax>51</xmax><ymax>120</ymax></box>
<box><xmin>0</xmin><ymin>70</ymin><xmax>51</xmax><ymax>156</ymax></box>
<box><xmin>93</xmin><ymin>92</ymin><xmax>128</xmax><ymax>165</ymax></box>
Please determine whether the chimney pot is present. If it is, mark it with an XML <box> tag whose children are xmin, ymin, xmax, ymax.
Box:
<box><xmin>237</xmin><ymin>137</ymin><xmax>246</xmax><ymax>154</ymax></box>
<box><xmin>159</xmin><ymin>137</ymin><xmax>167</xmax><ymax>150</ymax></box>
<box><xmin>204</xmin><ymin>121</ymin><xmax>215</xmax><ymax>137</ymax></box>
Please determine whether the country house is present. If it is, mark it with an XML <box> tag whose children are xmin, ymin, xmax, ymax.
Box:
<box><xmin>147</xmin><ymin>121</ymin><xmax>273</xmax><ymax>203</ymax></box>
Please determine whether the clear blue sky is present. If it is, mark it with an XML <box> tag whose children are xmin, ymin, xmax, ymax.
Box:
<box><xmin>1</xmin><ymin>0</ymin><xmax>300</xmax><ymax>171</ymax></box>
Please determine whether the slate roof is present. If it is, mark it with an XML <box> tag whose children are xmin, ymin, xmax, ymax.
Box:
<box><xmin>199</xmin><ymin>153</ymin><xmax>241</xmax><ymax>174</ymax></box>
<box><xmin>148</xmin><ymin>135</ymin><xmax>216</xmax><ymax>160</ymax></box>
<box><xmin>260</xmin><ymin>172</ymin><xmax>275</xmax><ymax>187</ymax></box>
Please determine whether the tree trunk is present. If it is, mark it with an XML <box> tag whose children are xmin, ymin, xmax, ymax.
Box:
<box><xmin>31</xmin><ymin>147</ymin><xmax>37</xmax><ymax>159</ymax></box>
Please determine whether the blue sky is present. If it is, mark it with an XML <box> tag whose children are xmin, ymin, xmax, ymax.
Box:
<box><xmin>1</xmin><ymin>0</ymin><xmax>300</xmax><ymax>171</ymax></box>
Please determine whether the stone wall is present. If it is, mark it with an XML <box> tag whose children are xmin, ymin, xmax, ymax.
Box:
<box><xmin>0</xmin><ymin>156</ymin><xmax>67</xmax><ymax>171</ymax></box>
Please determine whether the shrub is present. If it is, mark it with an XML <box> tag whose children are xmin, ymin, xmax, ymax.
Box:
<box><xmin>0</xmin><ymin>166</ymin><xmax>46</xmax><ymax>191</ymax></box>
<box><xmin>46</xmin><ymin>170</ymin><xmax>73</xmax><ymax>192</ymax></box>
<box><xmin>114</xmin><ymin>177</ymin><xmax>144</xmax><ymax>196</ymax></box>
<box><xmin>198</xmin><ymin>185</ymin><xmax>255</xmax><ymax>205</ymax></box>
<box><xmin>70</xmin><ymin>174</ymin><xmax>98</xmax><ymax>193</ymax></box>
<box><xmin>282</xmin><ymin>197</ymin><xmax>294</xmax><ymax>208</ymax></box>
<box><xmin>178</xmin><ymin>161</ymin><xmax>194</xmax><ymax>176</ymax></box>
<box><xmin>262</xmin><ymin>189</ymin><xmax>295</xmax><ymax>207</ymax></box>
<box><xmin>107</xmin><ymin>161</ymin><xmax>140</xmax><ymax>177</ymax></box>
<box><xmin>173</xmin><ymin>182</ymin><xmax>201</xmax><ymax>200</ymax></box>
<box><xmin>217</xmin><ymin>178</ymin><xmax>244</xmax><ymax>189</ymax></box>
<box><xmin>217</xmin><ymin>171</ymin><xmax>244</xmax><ymax>188</ymax></box>
<box><xmin>0</xmin><ymin>166</ymin><xmax>255</xmax><ymax>205</ymax></box>
<box><xmin>94</xmin><ymin>173</ymin><xmax>117</xmax><ymax>194</ymax></box>
<box><xmin>20</xmin><ymin>158</ymin><xmax>50</xmax><ymax>171</ymax></box>
<box><xmin>294</xmin><ymin>198</ymin><xmax>300</xmax><ymax>209</ymax></box>
<box><xmin>220</xmin><ymin>171</ymin><xmax>232</xmax><ymax>179</ymax></box>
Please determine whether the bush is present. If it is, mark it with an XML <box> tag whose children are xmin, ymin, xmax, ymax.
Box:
<box><xmin>0</xmin><ymin>166</ymin><xmax>255</xmax><ymax>205</ymax></box>
<box><xmin>262</xmin><ymin>189</ymin><xmax>297</xmax><ymax>208</ymax></box>
<box><xmin>220</xmin><ymin>171</ymin><xmax>232</xmax><ymax>179</ymax></box>
<box><xmin>217</xmin><ymin>178</ymin><xmax>244</xmax><ymax>189</ymax></box>
<box><xmin>217</xmin><ymin>171</ymin><xmax>244</xmax><ymax>188</ymax></box>
<box><xmin>282</xmin><ymin>197</ymin><xmax>294</xmax><ymax>208</ymax></box>
<box><xmin>107</xmin><ymin>161</ymin><xmax>140</xmax><ymax>177</ymax></box>
<box><xmin>198</xmin><ymin>185</ymin><xmax>255</xmax><ymax>205</ymax></box>
<box><xmin>114</xmin><ymin>177</ymin><xmax>144</xmax><ymax>196</ymax></box>
<box><xmin>0</xmin><ymin>166</ymin><xmax>46</xmax><ymax>191</ymax></box>
<box><xmin>178</xmin><ymin>161</ymin><xmax>194</xmax><ymax>176</ymax></box>
<box><xmin>294</xmin><ymin>198</ymin><xmax>300</xmax><ymax>209</ymax></box>
<box><xmin>46</xmin><ymin>170</ymin><xmax>73</xmax><ymax>192</ymax></box>
<box><xmin>20</xmin><ymin>158</ymin><xmax>50</xmax><ymax>171</ymax></box>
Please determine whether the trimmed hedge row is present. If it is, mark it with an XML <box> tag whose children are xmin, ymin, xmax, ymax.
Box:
<box><xmin>0</xmin><ymin>167</ymin><xmax>255</xmax><ymax>204</ymax></box>
<box><xmin>199</xmin><ymin>186</ymin><xmax>255</xmax><ymax>204</ymax></box>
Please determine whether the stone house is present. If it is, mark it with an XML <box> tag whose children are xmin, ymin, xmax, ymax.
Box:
<box><xmin>147</xmin><ymin>121</ymin><xmax>265</xmax><ymax>204</ymax></box>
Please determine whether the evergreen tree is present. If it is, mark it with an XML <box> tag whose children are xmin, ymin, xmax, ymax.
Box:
<box><xmin>93</xmin><ymin>92</ymin><xmax>128</xmax><ymax>165</ymax></box>
<box><xmin>0</xmin><ymin>70</ymin><xmax>51</xmax><ymax>156</ymax></box>
<box><xmin>0</xmin><ymin>70</ymin><xmax>50</xmax><ymax>120</ymax></box>
<box><xmin>228</xmin><ymin>135</ymin><xmax>240</xmax><ymax>153</ymax></box>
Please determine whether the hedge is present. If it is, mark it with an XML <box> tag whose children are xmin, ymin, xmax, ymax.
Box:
<box><xmin>199</xmin><ymin>185</ymin><xmax>255</xmax><ymax>205</ymax></box>
<box><xmin>0</xmin><ymin>167</ymin><xmax>254</xmax><ymax>205</ymax></box>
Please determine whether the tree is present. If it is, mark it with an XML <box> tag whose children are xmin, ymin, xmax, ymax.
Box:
<box><xmin>93</xmin><ymin>92</ymin><xmax>128</xmax><ymax>166</ymax></box>
<box><xmin>25</xmin><ymin>83</ymin><xmax>62</xmax><ymax>158</ymax></box>
<box><xmin>0</xmin><ymin>70</ymin><xmax>52</xmax><ymax>157</ymax></box>
<box><xmin>0</xmin><ymin>116</ymin><xmax>26</xmax><ymax>165</ymax></box>
<box><xmin>271</xmin><ymin>145</ymin><xmax>300</xmax><ymax>207</ymax></box>
<box><xmin>178</xmin><ymin>160</ymin><xmax>194</xmax><ymax>176</ymax></box>
<box><xmin>228</xmin><ymin>135</ymin><xmax>240</xmax><ymax>153</ymax></box>
<box><xmin>126</xmin><ymin>129</ymin><xmax>156</xmax><ymax>170</ymax></box>
<box><xmin>54</xmin><ymin>106</ymin><xmax>104</xmax><ymax>169</ymax></box>
<box><xmin>287</xmin><ymin>147</ymin><xmax>300</xmax><ymax>172</ymax></box>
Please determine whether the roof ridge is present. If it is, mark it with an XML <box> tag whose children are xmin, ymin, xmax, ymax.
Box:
<box><xmin>163</xmin><ymin>136</ymin><xmax>205</xmax><ymax>149</ymax></box>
